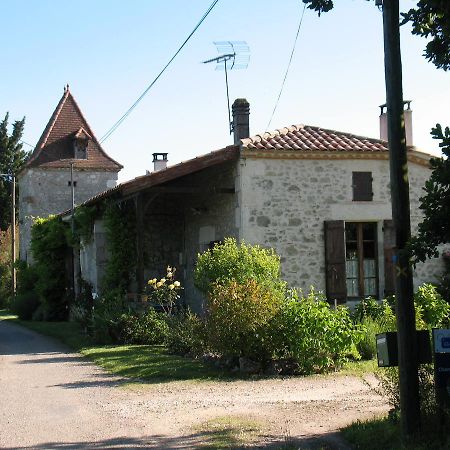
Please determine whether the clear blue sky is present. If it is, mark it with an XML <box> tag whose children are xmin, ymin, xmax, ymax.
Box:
<box><xmin>1</xmin><ymin>1</ymin><xmax>449</xmax><ymax>182</ymax></box>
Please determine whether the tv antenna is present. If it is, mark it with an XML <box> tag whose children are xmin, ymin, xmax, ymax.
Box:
<box><xmin>202</xmin><ymin>41</ymin><xmax>250</xmax><ymax>134</ymax></box>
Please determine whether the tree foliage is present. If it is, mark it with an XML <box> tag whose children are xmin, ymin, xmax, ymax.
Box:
<box><xmin>0</xmin><ymin>113</ymin><xmax>28</xmax><ymax>231</ymax></box>
<box><xmin>401</xmin><ymin>0</ymin><xmax>450</xmax><ymax>71</ymax></box>
<box><xmin>302</xmin><ymin>1</ymin><xmax>450</xmax><ymax>71</ymax></box>
<box><xmin>409</xmin><ymin>124</ymin><xmax>450</xmax><ymax>262</ymax></box>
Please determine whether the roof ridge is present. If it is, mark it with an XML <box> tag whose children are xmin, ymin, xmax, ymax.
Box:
<box><xmin>27</xmin><ymin>89</ymin><xmax>70</xmax><ymax>165</ymax></box>
<box><xmin>67</xmin><ymin>91</ymin><xmax>123</xmax><ymax>169</ymax></box>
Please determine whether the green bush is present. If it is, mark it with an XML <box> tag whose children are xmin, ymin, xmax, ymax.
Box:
<box><xmin>194</xmin><ymin>238</ymin><xmax>285</xmax><ymax>295</ymax></box>
<box><xmin>0</xmin><ymin>262</ymin><xmax>11</xmax><ymax>307</ymax></box>
<box><xmin>414</xmin><ymin>283</ymin><xmax>450</xmax><ymax>328</ymax></box>
<box><xmin>30</xmin><ymin>216</ymin><xmax>70</xmax><ymax>320</ymax></box>
<box><xmin>166</xmin><ymin>310</ymin><xmax>207</xmax><ymax>356</ymax></box>
<box><xmin>90</xmin><ymin>289</ymin><xmax>128</xmax><ymax>343</ymax></box>
<box><xmin>353</xmin><ymin>299</ymin><xmax>396</xmax><ymax>360</ymax></box>
<box><xmin>274</xmin><ymin>289</ymin><xmax>363</xmax><ymax>373</ymax></box>
<box><xmin>206</xmin><ymin>279</ymin><xmax>283</xmax><ymax>361</ymax></box>
<box><xmin>10</xmin><ymin>291</ymin><xmax>40</xmax><ymax>320</ymax></box>
<box><xmin>119</xmin><ymin>308</ymin><xmax>169</xmax><ymax>345</ymax></box>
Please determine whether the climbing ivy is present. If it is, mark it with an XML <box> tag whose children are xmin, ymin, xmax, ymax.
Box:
<box><xmin>102</xmin><ymin>201</ymin><xmax>137</xmax><ymax>294</ymax></box>
<box><xmin>30</xmin><ymin>215</ymin><xmax>70</xmax><ymax>320</ymax></box>
<box><xmin>72</xmin><ymin>205</ymin><xmax>97</xmax><ymax>245</ymax></box>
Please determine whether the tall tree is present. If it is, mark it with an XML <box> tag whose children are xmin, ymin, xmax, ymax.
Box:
<box><xmin>0</xmin><ymin>113</ymin><xmax>27</xmax><ymax>231</ymax></box>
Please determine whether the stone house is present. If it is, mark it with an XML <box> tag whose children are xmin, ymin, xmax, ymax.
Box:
<box><xmin>74</xmin><ymin>99</ymin><xmax>442</xmax><ymax>310</ymax></box>
<box><xmin>18</xmin><ymin>86</ymin><xmax>122</xmax><ymax>262</ymax></box>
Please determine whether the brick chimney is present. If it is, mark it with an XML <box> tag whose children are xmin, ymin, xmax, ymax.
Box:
<box><xmin>379</xmin><ymin>100</ymin><xmax>413</xmax><ymax>146</ymax></box>
<box><xmin>232</xmin><ymin>98</ymin><xmax>250</xmax><ymax>145</ymax></box>
<box><xmin>152</xmin><ymin>153</ymin><xmax>168</xmax><ymax>172</ymax></box>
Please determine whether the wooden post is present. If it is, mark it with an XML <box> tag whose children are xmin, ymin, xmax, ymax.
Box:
<box><xmin>382</xmin><ymin>0</ymin><xmax>420</xmax><ymax>438</ymax></box>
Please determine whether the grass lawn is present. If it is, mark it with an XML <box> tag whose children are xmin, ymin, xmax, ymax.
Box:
<box><xmin>0</xmin><ymin>309</ymin><xmax>227</xmax><ymax>384</ymax></box>
<box><xmin>342</xmin><ymin>415</ymin><xmax>450</xmax><ymax>450</ymax></box>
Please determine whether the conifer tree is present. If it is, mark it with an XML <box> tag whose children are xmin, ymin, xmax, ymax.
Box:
<box><xmin>0</xmin><ymin>113</ymin><xmax>27</xmax><ymax>231</ymax></box>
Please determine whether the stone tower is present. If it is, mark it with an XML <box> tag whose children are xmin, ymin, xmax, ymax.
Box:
<box><xmin>19</xmin><ymin>86</ymin><xmax>122</xmax><ymax>262</ymax></box>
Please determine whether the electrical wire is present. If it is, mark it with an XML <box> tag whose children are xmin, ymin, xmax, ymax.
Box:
<box><xmin>100</xmin><ymin>0</ymin><xmax>220</xmax><ymax>144</ymax></box>
<box><xmin>266</xmin><ymin>2</ymin><xmax>307</xmax><ymax>132</ymax></box>
<box><xmin>20</xmin><ymin>140</ymin><xmax>34</xmax><ymax>148</ymax></box>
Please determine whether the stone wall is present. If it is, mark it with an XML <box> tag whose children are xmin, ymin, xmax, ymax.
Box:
<box><xmin>238</xmin><ymin>155</ymin><xmax>443</xmax><ymax>298</ymax></box>
<box><xmin>18</xmin><ymin>168</ymin><xmax>118</xmax><ymax>262</ymax></box>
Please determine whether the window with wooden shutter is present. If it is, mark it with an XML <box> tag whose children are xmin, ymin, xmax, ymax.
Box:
<box><xmin>383</xmin><ymin>220</ymin><xmax>396</xmax><ymax>297</ymax></box>
<box><xmin>352</xmin><ymin>172</ymin><xmax>373</xmax><ymax>201</ymax></box>
<box><xmin>324</xmin><ymin>220</ymin><xmax>347</xmax><ymax>303</ymax></box>
<box><xmin>345</xmin><ymin>222</ymin><xmax>378</xmax><ymax>299</ymax></box>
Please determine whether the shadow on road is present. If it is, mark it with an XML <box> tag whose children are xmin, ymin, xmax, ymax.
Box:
<box><xmin>1</xmin><ymin>429</ymin><xmax>350</xmax><ymax>449</ymax></box>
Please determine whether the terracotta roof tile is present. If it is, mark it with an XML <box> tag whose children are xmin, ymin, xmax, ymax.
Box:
<box><xmin>24</xmin><ymin>88</ymin><xmax>122</xmax><ymax>171</ymax></box>
<box><xmin>241</xmin><ymin>124</ymin><xmax>388</xmax><ymax>153</ymax></box>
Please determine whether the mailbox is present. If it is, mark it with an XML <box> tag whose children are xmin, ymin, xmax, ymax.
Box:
<box><xmin>376</xmin><ymin>332</ymin><xmax>398</xmax><ymax>367</ymax></box>
<box><xmin>433</xmin><ymin>329</ymin><xmax>450</xmax><ymax>407</ymax></box>
<box><xmin>376</xmin><ymin>330</ymin><xmax>432</xmax><ymax>367</ymax></box>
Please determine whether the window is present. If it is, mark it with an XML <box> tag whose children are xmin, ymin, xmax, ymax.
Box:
<box><xmin>352</xmin><ymin>172</ymin><xmax>373</xmax><ymax>201</ymax></box>
<box><xmin>325</xmin><ymin>220</ymin><xmax>394</xmax><ymax>303</ymax></box>
<box><xmin>345</xmin><ymin>222</ymin><xmax>377</xmax><ymax>298</ymax></box>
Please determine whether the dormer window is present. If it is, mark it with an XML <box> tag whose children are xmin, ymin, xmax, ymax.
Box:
<box><xmin>73</xmin><ymin>127</ymin><xmax>91</xmax><ymax>160</ymax></box>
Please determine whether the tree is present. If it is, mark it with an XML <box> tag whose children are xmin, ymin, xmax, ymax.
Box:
<box><xmin>410</xmin><ymin>125</ymin><xmax>450</xmax><ymax>262</ymax></box>
<box><xmin>303</xmin><ymin>1</ymin><xmax>450</xmax><ymax>72</ymax></box>
<box><xmin>0</xmin><ymin>113</ymin><xmax>27</xmax><ymax>231</ymax></box>
<box><xmin>401</xmin><ymin>0</ymin><xmax>450</xmax><ymax>71</ymax></box>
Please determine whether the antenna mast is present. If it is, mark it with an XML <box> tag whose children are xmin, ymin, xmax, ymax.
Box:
<box><xmin>203</xmin><ymin>41</ymin><xmax>250</xmax><ymax>134</ymax></box>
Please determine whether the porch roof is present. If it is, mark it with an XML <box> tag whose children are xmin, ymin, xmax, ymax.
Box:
<box><xmin>62</xmin><ymin>144</ymin><xmax>239</xmax><ymax>213</ymax></box>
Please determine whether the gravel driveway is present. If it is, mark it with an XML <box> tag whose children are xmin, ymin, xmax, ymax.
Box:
<box><xmin>0</xmin><ymin>320</ymin><xmax>388</xmax><ymax>449</ymax></box>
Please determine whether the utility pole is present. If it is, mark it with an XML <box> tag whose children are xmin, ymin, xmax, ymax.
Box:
<box><xmin>382</xmin><ymin>0</ymin><xmax>420</xmax><ymax>438</ymax></box>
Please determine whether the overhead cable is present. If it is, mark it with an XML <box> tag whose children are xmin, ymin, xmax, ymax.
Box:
<box><xmin>266</xmin><ymin>3</ymin><xmax>307</xmax><ymax>132</ymax></box>
<box><xmin>100</xmin><ymin>0</ymin><xmax>220</xmax><ymax>143</ymax></box>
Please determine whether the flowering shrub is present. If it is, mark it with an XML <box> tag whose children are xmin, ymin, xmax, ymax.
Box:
<box><xmin>146</xmin><ymin>266</ymin><xmax>183</xmax><ymax>314</ymax></box>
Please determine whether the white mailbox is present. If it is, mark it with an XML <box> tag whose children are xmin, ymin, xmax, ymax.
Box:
<box><xmin>433</xmin><ymin>329</ymin><xmax>450</xmax><ymax>353</ymax></box>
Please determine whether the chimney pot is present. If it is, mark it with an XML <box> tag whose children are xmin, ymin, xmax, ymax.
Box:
<box><xmin>379</xmin><ymin>100</ymin><xmax>413</xmax><ymax>146</ymax></box>
<box><xmin>152</xmin><ymin>153</ymin><xmax>168</xmax><ymax>172</ymax></box>
<box><xmin>232</xmin><ymin>98</ymin><xmax>250</xmax><ymax>145</ymax></box>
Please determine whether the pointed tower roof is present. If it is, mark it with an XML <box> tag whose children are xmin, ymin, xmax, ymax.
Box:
<box><xmin>24</xmin><ymin>86</ymin><xmax>122</xmax><ymax>171</ymax></box>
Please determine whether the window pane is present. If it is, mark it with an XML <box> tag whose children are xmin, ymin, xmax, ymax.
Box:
<box><xmin>362</xmin><ymin>223</ymin><xmax>376</xmax><ymax>241</ymax></box>
<box><xmin>363</xmin><ymin>241</ymin><xmax>376</xmax><ymax>258</ymax></box>
<box><xmin>347</xmin><ymin>278</ymin><xmax>359</xmax><ymax>297</ymax></box>
<box><xmin>345</xmin><ymin>223</ymin><xmax>357</xmax><ymax>241</ymax></box>
<box><xmin>364</xmin><ymin>259</ymin><xmax>376</xmax><ymax>277</ymax></box>
<box><xmin>364</xmin><ymin>278</ymin><xmax>377</xmax><ymax>296</ymax></box>
<box><xmin>346</xmin><ymin>260</ymin><xmax>359</xmax><ymax>278</ymax></box>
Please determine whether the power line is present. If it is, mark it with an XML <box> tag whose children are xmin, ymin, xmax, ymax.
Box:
<box><xmin>20</xmin><ymin>140</ymin><xmax>34</xmax><ymax>149</ymax></box>
<box><xmin>100</xmin><ymin>0</ymin><xmax>220</xmax><ymax>144</ymax></box>
<box><xmin>266</xmin><ymin>3</ymin><xmax>307</xmax><ymax>132</ymax></box>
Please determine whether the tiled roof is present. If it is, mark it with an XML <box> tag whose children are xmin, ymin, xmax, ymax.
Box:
<box><xmin>24</xmin><ymin>87</ymin><xmax>122</xmax><ymax>171</ymax></box>
<box><xmin>241</xmin><ymin>124</ymin><xmax>388</xmax><ymax>152</ymax></box>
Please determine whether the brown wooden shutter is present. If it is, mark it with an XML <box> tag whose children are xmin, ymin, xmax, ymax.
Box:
<box><xmin>325</xmin><ymin>220</ymin><xmax>347</xmax><ymax>303</ymax></box>
<box><xmin>383</xmin><ymin>219</ymin><xmax>396</xmax><ymax>297</ymax></box>
<box><xmin>353</xmin><ymin>172</ymin><xmax>373</xmax><ymax>201</ymax></box>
